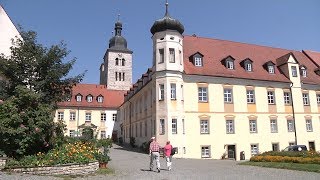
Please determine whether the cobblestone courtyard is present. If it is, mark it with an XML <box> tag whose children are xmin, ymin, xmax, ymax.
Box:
<box><xmin>1</xmin><ymin>144</ymin><xmax>320</xmax><ymax>180</ymax></box>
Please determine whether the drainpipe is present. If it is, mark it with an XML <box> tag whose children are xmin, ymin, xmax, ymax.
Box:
<box><xmin>128</xmin><ymin>100</ymin><xmax>132</xmax><ymax>140</ymax></box>
<box><xmin>289</xmin><ymin>83</ymin><xmax>298</xmax><ymax>145</ymax></box>
<box><xmin>77</xmin><ymin>106</ymin><xmax>80</xmax><ymax>137</ymax></box>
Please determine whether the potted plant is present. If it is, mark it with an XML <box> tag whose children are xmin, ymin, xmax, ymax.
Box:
<box><xmin>94</xmin><ymin>152</ymin><xmax>110</xmax><ymax>168</ymax></box>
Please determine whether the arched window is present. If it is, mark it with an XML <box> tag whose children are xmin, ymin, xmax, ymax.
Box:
<box><xmin>122</xmin><ymin>58</ymin><xmax>125</xmax><ymax>66</ymax></box>
<box><xmin>115</xmin><ymin>58</ymin><xmax>119</xmax><ymax>66</ymax></box>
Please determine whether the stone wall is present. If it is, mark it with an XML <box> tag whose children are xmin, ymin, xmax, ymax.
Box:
<box><xmin>7</xmin><ymin>161</ymin><xmax>99</xmax><ymax>176</ymax></box>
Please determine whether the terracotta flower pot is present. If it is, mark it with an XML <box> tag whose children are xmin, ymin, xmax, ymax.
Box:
<box><xmin>99</xmin><ymin>162</ymin><xmax>108</xmax><ymax>169</ymax></box>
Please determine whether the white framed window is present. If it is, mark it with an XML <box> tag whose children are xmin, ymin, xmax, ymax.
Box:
<box><xmin>224</xmin><ymin>88</ymin><xmax>233</xmax><ymax>103</ymax></box>
<box><xmin>268</xmin><ymin>65</ymin><xmax>275</xmax><ymax>74</ymax></box>
<box><xmin>291</xmin><ymin>66</ymin><xmax>297</xmax><ymax>77</ymax></box>
<box><xmin>317</xmin><ymin>94</ymin><xmax>320</xmax><ymax>105</ymax></box>
<box><xmin>100</xmin><ymin>131</ymin><xmax>106</xmax><ymax>139</ymax></box>
<box><xmin>159</xmin><ymin>49</ymin><xmax>164</xmax><ymax>63</ymax></box>
<box><xmin>122</xmin><ymin>72</ymin><xmax>125</xmax><ymax>81</ymax></box>
<box><xmin>69</xmin><ymin>112</ymin><xmax>76</xmax><ymax>121</ymax></box>
<box><xmin>85</xmin><ymin>113</ymin><xmax>91</xmax><ymax>122</ymax></box>
<box><xmin>169</xmin><ymin>48</ymin><xmax>175</xmax><ymax>63</ymax></box>
<box><xmin>172</xmin><ymin>119</ymin><xmax>177</xmax><ymax>134</ymax></box>
<box><xmin>101</xmin><ymin>113</ymin><xmax>106</xmax><ymax>121</ymax></box>
<box><xmin>200</xmin><ymin>120</ymin><xmax>209</xmax><ymax>134</ymax></box>
<box><xmin>201</xmin><ymin>146</ymin><xmax>210</xmax><ymax>158</ymax></box>
<box><xmin>226</xmin><ymin>60</ymin><xmax>234</xmax><ymax>69</ymax></box>
<box><xmin>181</xmin><ymin>84</ymin><xmax>184</xmax><ymax>101</ymax></box>
<box><xmin>251</xmin><ymin>144</ymin><xmax>259</xmax><ymax>155</ymax></box>
<box><xmin>182</xmin><ymin>119</ymin><xmax>185</xmax><ymax>134</ymax></box>
<box><xmin>306</xmin><ymin>119</ymin><xmax>313</xmax><ymax>132</ymax></box>
<box><xmin>58</xmin><ymin>112</ymin><xmax>64</xmax><ymax>121</ymax></box>
<box><xmin>270</xmin><ymin>119</ymin><xmax>278</xmax><ymax>133</ymax></box>
<box><xmin>247</xmin><ymin>90</ymin><xmax>255</xmax><ymax>103</ymax></box>
<box><xmin>159</xmin><ymin>119</ymin><xmax>165</xmax><ymax>135</ymax></box>
<box><xmin>195</xmin><ymin>57</ymin><xmax>202</xmax><ymax>66</ymax></box>
<box><xmin>112</xmin><ymin>114</ymin><xmax>117</xmax><ymax>121</ymax></box>
<box><xmin>170</xmin><ymin>83</ymin><xmax>176</xmax><ymax>100</ymax></box>
<box><xmin>226</xmin><ymin>120</ymin><xmax>234</xmax><ymax>134</ymax></box>
<box><xmin>159</xmin><ymin>84</ymin><xmax>164</xmax><ymax>100</ymax></box>
<box><xmin>287</xmin><ymin>119</ymin><xmax>294</xmax><ymax>132</ymax></box>
<box><xmin>76</xmin><ymin>95</ymin><xmax>82</xmax><ymax>102</ymax></box>
<box><xmin>246</xmin><ymin>63</ymin><xmax>252</xmax><ymax>71</ymax></box>
<box><xmin>97</xmin><ymin>96</ymin><xmax>103</xmax><ymax>103</ymax></box>
<box><xmin>249</xmin><ymin>120</ymin><xmax>257</xmax><ymax>133</ymax></box>
<box><xmin>302</xmin><ymin>93</ymin><xmax>309</xmax><ymax>105</ymax></box>
<box><xmin>267</xmin><ymin>91</ymin><xmax>275</xmax><ymax>104</ymax></box>
<box><xmin>69</xmin><ymin>130</ymin><xmax>75</xmax><ymax>137</ymax></box>
<box><xmin>198</xmin><ymin>87</ymin><xmax>208</xmax><ymax>102</ymax></box>
<box><xmin>284</xmin><ymin>92</ymin><xmax>291</xmax><ymax>105</ymax></box>
<box><xmin>87</xmin><ymin>95</ymin><xmax>93</xmax><ymax>102</ymax></box>
<box><xmin>301</xmin><ymin>67</ymin><xmax>307</xmax><ymax>77</ymax></box>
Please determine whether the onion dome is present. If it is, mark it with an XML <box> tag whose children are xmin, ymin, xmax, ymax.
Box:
<box><xmin>150</xmin><ymin>1</ymin><xmax>184</xmax><ymax>35</ymax></box>
<box><xmin>109</xmin><ymin>20</ymin><xmax>128</xmax><ymax>49</ymax></box>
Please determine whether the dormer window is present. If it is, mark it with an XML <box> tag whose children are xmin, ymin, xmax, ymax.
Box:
<box><xmin>191</xmin><ymin>52</ymin><xmax>204</xmax><ymax>67</ymax></box>
<box><xmin>246</xmin><ymin>63</ymin><xmax>252</xmax><ymax>71</ymax></box>
<box><xmin>315</xmin><ymin>68</ymin><xmax>320</xmax><ymax>76</ymax></box>
<box><xmin>264</xmin><ymin>61</ymin><xmax>275</xmax><ymax>74</ymax></box>
<box><xmin>241</xmin><ymin>58</ymin><xmax>253</xmax><ymax>72</ymax></box>
<box><xmin>195</xmin><ymin>57</ymin><xmax>202</xmax><ymax>66</ymax></box>
<box><xmin>76</xmin><ymin>94</ymin><xmax>82</xmax><ymax>102</ymax></box>
<box><xmin>300</xmin><ymin>66</ymin><xmax>307</xmax><ymax>77</ymax></box>
<box><xmin>97</xmin><ymin>95</ymin><xmax>104</xmax><ymax>103</ymax></box>
<box><xmin>87</xmin><ymin>95</ymin><xmax>93</xmax><ymax>102</ymax></box>
<box><xmin>226</xmin><ymin>60</ymin><xmax>234</xmax><ymax>69</ymax></box>
<box><xmin>222</xmin><ymin>56</ymin><xmax>235</xmax><ymax>70</ymax></box>
<box><xmin>268</xmin><ymin>65</ymin><xmax>274</xmax><ymax>74</ymax></box>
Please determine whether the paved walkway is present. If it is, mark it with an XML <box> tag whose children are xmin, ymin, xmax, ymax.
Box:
<box><xmin>1</xmin><ymin>144</ymin><xmax>320</xmax><ymax>179</ymax></box>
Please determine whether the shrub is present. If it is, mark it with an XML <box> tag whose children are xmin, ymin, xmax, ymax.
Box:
<box><xmin>5</xmin><ymin>141</ymin><xmax>98</xmax><ymax>168</ymax></box>
<box><xmin>130</xmin><ymin>137</ymin><xmax>136</xmax><ymax>148</ymax></box>
<box><xmin>140</xmin><ymin>141</ymin><xmax>151</xmax><ymax>154</ymax></box>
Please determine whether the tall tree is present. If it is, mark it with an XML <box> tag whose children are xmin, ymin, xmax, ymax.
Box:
<box><xmin>0</xmin><ymin>30</ymin><xmax>85</xmax><ymax>158</ymax></box>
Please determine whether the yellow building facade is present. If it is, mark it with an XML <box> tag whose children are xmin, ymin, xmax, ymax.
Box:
<box><xmin>117</xmin><ymin>4</ymin><xmax>320</xmax><ymax>160</ymax></box>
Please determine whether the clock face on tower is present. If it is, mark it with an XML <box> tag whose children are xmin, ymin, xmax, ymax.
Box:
<box><xmin>118</xmin><ymin>53</ymin><xmax>123</xmax><ymax>58</ymax></box>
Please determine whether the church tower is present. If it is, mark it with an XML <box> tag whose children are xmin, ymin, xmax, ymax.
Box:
<box><xmin>100</xmin><ymin>17</ymin><xmax>133</xmax><ymax>91</ymax></box>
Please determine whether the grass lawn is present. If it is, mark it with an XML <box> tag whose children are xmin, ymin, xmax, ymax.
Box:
<box><xmin>239</xmin><ymin>161</ymin><xmax>320</xmax><ymax>173</ymax></box>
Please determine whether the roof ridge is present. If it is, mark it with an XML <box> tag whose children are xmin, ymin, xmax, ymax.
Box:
<box><xmin>184</xmin><ymin>34</ymin><xmax>302</xmax><ymax>53</ymax></box>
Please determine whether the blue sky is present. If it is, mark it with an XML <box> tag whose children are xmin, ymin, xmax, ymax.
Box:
<box><xmin>2</xmin><ymin>0</ymin><xmax>320</xmax><ymax>84</ymax></box>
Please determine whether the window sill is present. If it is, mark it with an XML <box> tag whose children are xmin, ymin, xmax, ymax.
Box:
<box><xmin>200</xmin><ymin>133</ymin><xmax>210</xmax><ymax>135</ymax></box>
<box><xmin>198</xmin><ymin>101</ymin><xmax>208</xmax><ymax>103</ymax></box>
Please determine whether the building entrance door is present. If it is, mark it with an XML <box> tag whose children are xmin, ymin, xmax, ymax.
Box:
<box><xmin>227</xmin><ymin>145</ymin><xmax>236</xmax><ymax>160</ymax></box>
<box><xmin>309</xmin><ymin>141</ymin><xmax>315</xmax><ymax>151</ymax></box>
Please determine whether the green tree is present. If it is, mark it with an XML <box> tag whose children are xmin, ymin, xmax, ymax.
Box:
<box><xmin>0</xmin><ymin>30</ymin><xmax>84</xmax><ymax>158</ymax></box>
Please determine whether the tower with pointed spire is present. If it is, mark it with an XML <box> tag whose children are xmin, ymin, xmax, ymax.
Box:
<box><xmin>100</xmin><ymin>16</ymin><xmax>133</xmax><ymax>90</ymax></box>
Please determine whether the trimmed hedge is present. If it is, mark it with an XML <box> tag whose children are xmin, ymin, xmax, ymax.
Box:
<box><xmin>250</xmin><ymin>151</ymin><xmax>320</xmax><ymax>164</ymax></box>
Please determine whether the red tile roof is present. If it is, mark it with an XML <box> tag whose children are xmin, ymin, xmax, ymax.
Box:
<box><xmin>303</xmin><ymin>50</ymin><xmax>320</xmax><ymax>67</ymax></box>
<box><xmin>183</xmin><ymin>35</ymin><xmax>320</xmax><ymax>85</ymax></box>
<box><xmin>58</xmin><ymin>84</ymin><xmax>126</xmax><ymax>109</ymax></box>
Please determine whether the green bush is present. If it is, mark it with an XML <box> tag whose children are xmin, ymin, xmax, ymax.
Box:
<box><xmin>260</xmin><ymin>151</ymin><xmax>320</xmax><ymax>158</ymax></box>
<box><xmin>140</xmin><ymin>141</ymin><xmax>151</xmax><ymax>154</ymax></box>
<box><xmin>130</xmin><ymin>137</ymin><xmax>136</xmax><ymax>148</ymax></box>
<box><xmin>5</xmin><ymin>141</ymin><xmax>98</xmax><ymax>168</ymax></box>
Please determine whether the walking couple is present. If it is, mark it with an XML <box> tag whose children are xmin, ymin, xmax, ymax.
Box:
<box><xmin>149</xmin><ymin>137</ymin><xmax>173</xmax><ymax>173</ymax></box>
